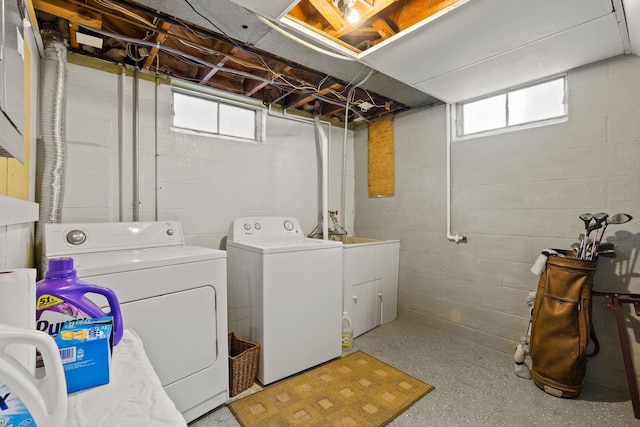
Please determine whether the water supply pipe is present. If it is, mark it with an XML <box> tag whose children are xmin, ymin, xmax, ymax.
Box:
<box><xmin>445</xmin><ymin>104</ymin><xmax>466</xmax><ymax>243</ymax></box>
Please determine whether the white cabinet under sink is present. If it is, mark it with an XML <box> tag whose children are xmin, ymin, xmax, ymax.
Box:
<box><xmin>342</xmin><ymin>239</ymin><xmax>399</xmax><ymax>338</ymax></box>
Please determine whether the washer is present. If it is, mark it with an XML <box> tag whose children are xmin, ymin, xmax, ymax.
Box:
<box><xmin>43</xmin><ymin>221</ymin><xmax>228</xmax><ymax>423</ymax></box>
<box><xmin>226</xmin><ymin>216</ymin><xmax>343</xmax><ymax>385</ymax></box>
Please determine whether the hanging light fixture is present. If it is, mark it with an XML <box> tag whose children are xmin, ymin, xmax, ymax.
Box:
<box><xmin>332</xmin><ymin>0</ymin><xmax>360</xmax><ymax>23</ymax></box>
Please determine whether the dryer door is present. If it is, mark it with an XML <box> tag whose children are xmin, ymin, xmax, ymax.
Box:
<box><xmin>119</xmin><ymin>286</ymin><xmax>218</xmax><ymax>384</ymax></box>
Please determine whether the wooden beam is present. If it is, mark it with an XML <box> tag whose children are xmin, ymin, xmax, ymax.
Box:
<box><xmin>308</xmin><ymin>0</ymin><xmax>345</xmax><ymax>30</ymax></box>
<box><xmin>372</xmin><ymin>18</ymin><xmax>396</xmax><ymax>40</ymax></box>
<box><xmin>143</xmin><ymin>22</ymin><xmax>172</xmax><ymax>69</ymax></box>
<box><xmin>287</xmin><ymin>82</ymin><xmax>342</xmax><ymax>109</ymax></box>
<box><xmin>331</xmin><ymin>0</ymin><xmax>398</xmax><ymax>38</ymax></box>
<box><xmin>69</xmin><ymin>22</ymin><xmax>79</xmax><ymax>49</ymax></box>
<box><xmin>33</xmin><ymin>0</ymin><xmax>102</xmax><ymax>29</ymax></box>
<box><xmin>397</xmin><ymin>0</ymin><xmax>460</xmax><ymax>31</ymax></box>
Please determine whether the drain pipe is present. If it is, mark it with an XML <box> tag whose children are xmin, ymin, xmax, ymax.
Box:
<box><xmin>314</xmin><ymin>116</ymin><xmax>329</xmax><ymax>240</ymax></box>
<box><xmin>445</xmin><ymin>104</ymin><xmax>466</xmax><ymax>244</ymax></box>
<box><xmin>35</xmin><ymin>25</ymin><xmax>68</xmax><ymax>269</ymax></box>
<box><xmin>268</xmin><ymin>106</ymin><xmax>333</xmax><ymax>237</ymax></box>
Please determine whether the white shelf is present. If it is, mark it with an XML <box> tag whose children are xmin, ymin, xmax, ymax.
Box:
<box><xmin>0</xmin><ymin>195</ymin><xmax>38</xmax><ymax>226</ymax></box>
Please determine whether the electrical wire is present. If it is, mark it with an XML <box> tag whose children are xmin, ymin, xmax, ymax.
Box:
<box><xmin>95</xmin><ymin>0</ymin><xmax>155</xmax><ymax>28</ymax></box>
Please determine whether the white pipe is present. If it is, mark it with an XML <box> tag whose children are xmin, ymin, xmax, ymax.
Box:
<box><xmin>267</xmin><ymin>106</ymin><xmax>333</xmax><ymax>237</ymax></box>
<box><xmin>118</xmin><ymin>69</ymin><xmax>125</xmax><ymax>221</ymax></box>
<box><xmin>314</xmin><ymin>116</ymin><xmax>329</xmax><ymax>240</ymax></box>
<box><xmin>445</xmin><ymin>104</ymin><xmax>466</xmax><ymax>243</ymax></box>
<box><xmin>132</xmin><ymin>67</ymin><xmax>141</xmax><ymax>221</ymax></box>
<box><xmin>154</xmin><ymin>63</ymin><xmax>160</xmax><ymax>221</ymax></box>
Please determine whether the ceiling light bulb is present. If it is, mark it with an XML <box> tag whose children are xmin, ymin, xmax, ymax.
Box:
<box><xmin>346</xmin><ymin>8</ymin><xmax>360</xmax><ymax>23</ymax></box>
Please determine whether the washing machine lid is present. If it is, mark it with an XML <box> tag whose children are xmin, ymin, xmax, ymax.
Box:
<box><xmin>57</xmin><ymin>245</ymin><xmax>226</xmax><ymax>276</ymax></box>
<box><xmin>227</xmin><ymin>237</ymin><xmax>341</xmax><ymax>254</ymax></box>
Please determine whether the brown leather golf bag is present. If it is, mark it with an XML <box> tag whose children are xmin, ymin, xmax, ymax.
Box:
<box><xmin>529</xmin><ymin>254</ymin><xmax>598</xmax><ymax>398</ymax></box>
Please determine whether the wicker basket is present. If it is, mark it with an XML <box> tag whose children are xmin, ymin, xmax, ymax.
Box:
<box><xmin>228</xmin><ymin>332</ymin><xmax>260</xmax><ymax>397</ymax></box>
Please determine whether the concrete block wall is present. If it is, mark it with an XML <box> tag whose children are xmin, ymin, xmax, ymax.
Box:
<box><xmin>354</xmin><ymin>54</ymin><xmax>640</xmax><ymax>392</ymax></box>
<box><xmin>62</xmin><ymin>63</ymin><xmax>354</xmax><ymax>249</ymax></box>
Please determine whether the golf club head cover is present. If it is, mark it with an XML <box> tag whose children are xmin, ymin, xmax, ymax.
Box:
<box><xmin>530</xmin><ymin>249</ymin><xmax>558</xmax><ymax>276</ymax></box>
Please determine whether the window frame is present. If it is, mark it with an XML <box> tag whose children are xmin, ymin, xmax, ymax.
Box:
<box><xmin>170</xmin><ymin>89</ymin><xmax>266</xmax><ymax>144</ymax></box>
<box><xmin>453</xmin><ymin>74</ymin><xmax>568</xmax><ymax>141</ymax></box>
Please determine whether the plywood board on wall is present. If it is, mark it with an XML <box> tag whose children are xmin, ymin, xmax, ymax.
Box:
<box><xmin>368</xmin><ymin>114</ymin><xmax>394</xmax><ymax>198</ymax></box>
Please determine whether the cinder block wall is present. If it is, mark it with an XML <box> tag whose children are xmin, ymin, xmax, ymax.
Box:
<box><xmin>354</xmin><ymin>54</ymin><xmax>640</xmax><ymax>392</ymax></box>
<box><xmin>62</xmin><ymin>63</ymin><xmax>354</xmax><ymax>249</ymax></box>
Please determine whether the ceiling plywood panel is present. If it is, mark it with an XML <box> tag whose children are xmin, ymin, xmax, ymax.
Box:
<box><xmin>134</xmin><ymin>0</ymin><xmax>272</xmax><ymax>45</ymax></box>
<box><xmin>227</xmin><ymin>0</ymin><xmax>299</xmax><ymax>20</ymax></box>
<box><xmin>359</xmin><ymin>0</ymin><xmax>615</xmax><ymax>84</ymax></box>
<box><xmin>415</xmin><ymin>14</ymin><xmax>625</xmax><ymax>103</ymax></box>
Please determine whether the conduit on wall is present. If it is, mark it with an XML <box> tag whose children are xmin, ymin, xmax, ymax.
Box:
<box><xmin>445</xmin><ymin>103</ymin><xmax>466</xmax><ymax>244</ymax></box>
<box><xmin>35</xmin><ymin>25</ymin><xmax>67</xmax><ymax>268</ymax></box>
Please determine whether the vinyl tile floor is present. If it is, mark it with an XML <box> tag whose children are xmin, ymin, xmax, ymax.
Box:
<box><xmin>189</xmin><ymin>318</ymin><xmax>638</xmax><ymax>426</ymax></box>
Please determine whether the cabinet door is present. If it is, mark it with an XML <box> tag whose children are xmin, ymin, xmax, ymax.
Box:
<box><xmin>349</xmin><ymin>278</ymin><xmax>382</xmax><ymax>338</ymax></box>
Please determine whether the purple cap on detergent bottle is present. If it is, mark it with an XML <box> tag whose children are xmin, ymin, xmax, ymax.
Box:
<box><xmin>44</xmin><ymin>258</ymin><xmax>77</xmax><ymax>279</ymax></box>
<box><xmin>36</xmin><ymin>257</ymin><xmax>124</xmax><ymax>345</ymax></box>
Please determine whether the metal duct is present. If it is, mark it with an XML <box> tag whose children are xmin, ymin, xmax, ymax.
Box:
<box><xmin>35</xmin><ymin>25</ymin><xmax>68</xmax><ymax>269</ymax></box>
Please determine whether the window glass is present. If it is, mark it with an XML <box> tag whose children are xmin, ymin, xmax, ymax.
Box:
<box><xmin>219</xmin><ymin>103</ymin><xmax>256</xmax><ymax>139</ymax></box>
<box><xmin>508</xmin><ymin>78</ymin><xmax>565</xmax><ymax>126</ymax></box>
<box><xmin>173</xmin><ymin>92</ymin><xmax>218</xmax><ymax>134</ymax></box>
<box><xmin>456</xmin><ymin>75</ymin><xmax>567</xmax><ymax>138</ymax></box>
<box><xmin>462</xmin><ymin>94</ymin><xmax>506</xmax><ymax>134</ymax></box>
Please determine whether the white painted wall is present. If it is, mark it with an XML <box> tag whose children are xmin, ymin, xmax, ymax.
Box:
<box><xmin>354</xmin><ymin>54</ymin><xmax>640</xmax><ymax>392</ymax></box>
<box><xmin>62</xmin><ymin>63</ymin><xmax>354</xmax><ymax>249</ymax></box>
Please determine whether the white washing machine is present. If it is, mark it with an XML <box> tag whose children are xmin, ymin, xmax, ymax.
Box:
<box><xmin>43</xmin><ymin>221</ymin><xmax>228</xmax><ymax>423</ymax></box>
<box><xmin>227</xmin><ymin>216</ymin><xmax>343</xmax><ymax>385</ymax></box>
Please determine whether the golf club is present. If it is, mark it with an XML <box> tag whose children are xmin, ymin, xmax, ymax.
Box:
<box><xmin>595</xmin><ymin>213</ymin><xmax>633</xmax><ymax>250</ymax></box>
<box><xmin>586</xmin><ymin>213</ymin><xmax>608</xmax><ymax>260</ymax></box>
<box><xmin>578</xmin><ymin>213</ymin><xmax>593</xmax><ymax>260</ymax></box>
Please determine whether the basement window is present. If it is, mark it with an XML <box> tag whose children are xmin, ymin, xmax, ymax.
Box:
<box><xmin>171</xmin><ymin>90</ymin><xmax>264</xmax><ymax>142</ymax></box>
<box><xmin>454</xmin><ymin>75</ymin><xmax>567</xmax><ymax>139</ymax></box>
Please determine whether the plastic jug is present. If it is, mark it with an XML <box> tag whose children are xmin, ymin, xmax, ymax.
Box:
<box><xmin>0</xmin><ymin>324</ymin><xmax>68</xmax><ymax>427</ymax></box>
<box><xmin>342</xmin><ymin>312</ymin><xmax>353</xmax><ymax>350</ymax></box>
<box><xmin>36</xmin><ymin>258</ymin><xmax>124</xmax><ymax>345</ymax></box>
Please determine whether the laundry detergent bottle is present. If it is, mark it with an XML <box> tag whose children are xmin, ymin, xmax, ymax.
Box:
<box><xmin>36</xmin><ymin>257</ymin><xmax>123</xmax><ymax>345</ymax></box>
<box><xmin>0</xmin><ymin>324</ymin><xmax>68</xmax><ymax>427</ymax></box>
<box><xmin>341</xmin><ymin>312</ymin><xmax>353</xmax><ymax>350</ymax></box>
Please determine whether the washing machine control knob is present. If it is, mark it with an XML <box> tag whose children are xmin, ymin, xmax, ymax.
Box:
<box><xmin>283</xmin><ymin>220</ymin><xmax>294</xmax><ymax>231</ymax></box>
<box><xmin>166</xmin><ymin>228</ymin><xmax>174</xmax><ymax>236</ymax></box>
<box><xmin>244</xmin><ymin>223</ymin><xmax>251</xmax><ymax>231</ymax></box>
<box><xmin>66</xmin><ymin>230</ymin><xmax>87</xmax><ymax>245</ymax></box>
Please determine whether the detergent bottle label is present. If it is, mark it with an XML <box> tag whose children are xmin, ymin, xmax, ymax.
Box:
<box><xmin>36</xmin><ymin>296</ymin><xmax>91</xmax><ymax>338</ymax></box>
<box><xmin>0</xmin><ymin>383</ymin><xmax>37</xmax><ymax>427</ymax></box>
<box><xmin>341</xmin><ymin>332</ymin><xmax>352</xmax><ymax>349</ymax></box>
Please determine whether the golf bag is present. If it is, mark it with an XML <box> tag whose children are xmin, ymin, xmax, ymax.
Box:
<box><xmin>529</xmin><ymin>254</ymin><xmax>599</xmax><ymax>398</ymax></box>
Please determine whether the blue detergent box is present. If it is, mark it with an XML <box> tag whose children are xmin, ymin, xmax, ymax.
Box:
<box><xmin>54</xmin><ymin>316</ymin><xmax>113</xmax><ymax>394</ymax></box>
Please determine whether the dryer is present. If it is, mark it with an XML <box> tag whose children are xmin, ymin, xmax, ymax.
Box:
<box><xmin>43</xmin><ymin>221</ymin><xmax>228</xmax><ymax>423</ymax></box>
<box><xmin>227</xmin><ymin>216</ymin><xmax>343</xmax><ymax>385</ymax></box>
